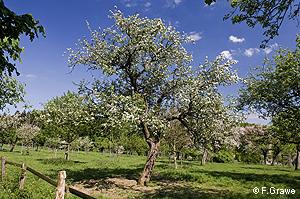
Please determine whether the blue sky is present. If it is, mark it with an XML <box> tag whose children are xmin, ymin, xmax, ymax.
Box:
<box><xmin>5</xmin><ymin>0</ymin><xmax>299</xmax><ymax>124</ymax></box>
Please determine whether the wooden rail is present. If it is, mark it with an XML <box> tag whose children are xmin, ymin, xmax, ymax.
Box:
<box><xmin>1</xmin><ymin>156</ymin><xmax>96</xmax><ymax>199</ymax></box>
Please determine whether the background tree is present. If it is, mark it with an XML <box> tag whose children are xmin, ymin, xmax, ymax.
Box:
<box><xmin>0</xmin><ymin>111</ymin><xmax>27</xmax><ymax>152</ymax></box>
<box><xmin>169</xmin><ymin>57</ymin><xmax>240</xmax><ymax>165</ymax></box>
<box><xmin>41</xmin><ymin>91</ymin><xmax>94</xmax><ymax>160</ymax></box>
<box><xmin>0</xmin><ymin>75</ymin><xmax>24</xmax><ymax>111</ymax></box>
<box><xmin>239</xmin><ymin>36</ymin><xmax>300</xmax><ymax>169</ymax></box>
<box><xmin>205</xmin><ymin>0</ymin><xmax>300</xmax><ymax>47</ymax></box>
<box><xmin>163</xmin><ymin>120</ymin><xmax>191</xmax><ymax>169</ymax></box>
<box><xmin>272</xmin><ymin>109</ymin><xmax>300</xmax><ymax>169</ymax></box>
<box><xmin>16</xmin><ymin>123</ymin><xmax>40</xmax><ymax>154</ymax></box>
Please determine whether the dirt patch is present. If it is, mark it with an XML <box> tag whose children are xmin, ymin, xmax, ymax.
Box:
<box><xmin>72</xmin><ymin>177</ymin><xmax>158</xmax><ymax>199</ymax></box>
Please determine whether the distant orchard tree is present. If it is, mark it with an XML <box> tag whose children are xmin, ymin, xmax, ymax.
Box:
<box><xmin>41</xmin><ymin>91</ymin><xmax>94</xmax><ymax>160</ymax></box>
<box><xmin>163</xmin><ymin>120</ymin><xmax>191</xmax><ymax>169</ymax></box>
<box><xmin>0</xmin><ymin>75</ymin><xmax>24</xmax><ymax>111</ymax></box>
<box><xmin>0</xmin><ymin>111</ymin><xmax>27</xmax><ymax>152</ymax></box>
<box><xmin>68</xmin><ymin>9</ymin><xmax>239</xmax><ymax>186</ymax></box>
<box><xmin>16</xmin><ymin>123</ymin><xmax>40</xmax><ymax>154</ymax></box>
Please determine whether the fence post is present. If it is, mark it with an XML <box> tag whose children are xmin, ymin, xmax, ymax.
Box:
<box><xmin>1</xmin><ymin>157</ymin><xmax>6</xmax><ymax>181</ymax></box>
<box><xmin>19</xmin><ymin>163</ymin><xmax>27</xmax><ymax>190</ymax></box>
<box><xmin>55</xmin><ymin>171</ymin><xmax>66</xmax><ymax>199</ymax></box>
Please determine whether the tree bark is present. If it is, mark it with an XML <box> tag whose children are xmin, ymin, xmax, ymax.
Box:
<box><xmin>173</xmin><ymin>141</ymin><xmax>178</xmax><ymax>169</ymax></box>
<box><xmin>295</xmin><ymin>144</ymin><xmax>300</xmax><ymax>170</ymax></box>
<box><xmin>287</xmin><ymin>154</ymin><xmax>293</xmax><ymax>167</ymax></box>
<box><xmin>10</xmin><ymin>138</ymin><xmax>18</xmax><ymax>152</ymax></box>
<box><xmin>65</xmin><ymin>144</ymin><xmax>70</xmax><ymax>160</ymax></box>
<box><xmin>201</xmin><ymin>147</ymin><xmax>208</xmax><ymax>165</ymax></box>
<box><xmin>271</xmin><ymin>151</ymin><xmax>280</xmax><ymax>166</ymax></box>
<box><xmin>137</xmin><ymin>140</ymin><xmax>160</xmax><ymax>186</ymax></box>
<box><xmin>262</xmin><ymin>149</ymin><xmax>268</xmax><ymax>165</ymax></box>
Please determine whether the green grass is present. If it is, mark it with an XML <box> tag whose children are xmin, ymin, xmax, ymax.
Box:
<box><xmin>0</xmin><ymin>147</ymin><xmax>299</xmax><ymax>199</ymax></box>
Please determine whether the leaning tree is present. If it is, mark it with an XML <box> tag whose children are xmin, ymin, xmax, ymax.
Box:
<box><xmin>68</xmin><ymin>9</ymin><xmax>239</xmax><ymax>186</ymax></box>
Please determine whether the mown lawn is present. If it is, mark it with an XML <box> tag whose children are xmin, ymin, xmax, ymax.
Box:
<box><xmin>0</xmin><ymin>147</ymin><xmax>299</xmax><ymax>199</ymax></box>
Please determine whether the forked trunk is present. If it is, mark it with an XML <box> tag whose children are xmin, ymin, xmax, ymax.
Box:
<box><xmin>138</xmin><ymin>140</ymin><xmax>160</xmax><ymax>186</ymax></box>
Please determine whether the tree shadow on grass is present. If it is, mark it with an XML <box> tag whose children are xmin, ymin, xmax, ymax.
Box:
<box><xmin>36</xmin><ymin>158</ymin><xmax>86</xmax><ymax>165</ymax></box>
<box><xmin>203</xmin><ymin>170</ymin><xmax>298</xmax><ymax>185</ymax></box>
<box><xmin>65</xmin><ymin>166</ymin><xmax>144</xmax><ymax>182</ymax></box>
<box><xmin>241</xmin><ymin>165</ymin><xmax>294</xmax><ymax>173</ymax></box>
<box><xmin>137</xmin><ymin>185</ymin><xmax>299</xmax><ymax>199</ymax></box>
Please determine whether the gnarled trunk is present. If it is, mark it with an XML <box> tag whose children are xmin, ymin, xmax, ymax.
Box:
<box><xmin>138</xmin><ymin>140</ymin><xmax>160</xmax><ymax>186</ymax></box>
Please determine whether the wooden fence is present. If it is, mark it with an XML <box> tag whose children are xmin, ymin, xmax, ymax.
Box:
<box><xmin>1</xmin><ymin>157</ymin><xmax>96</xmax><ymax>199</ymax></box>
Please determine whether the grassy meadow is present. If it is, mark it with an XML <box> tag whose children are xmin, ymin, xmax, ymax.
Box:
<box><xmin>0</xmin><ymin>147</ymin><xmax>299</xmax><ymax>199</ymax></box>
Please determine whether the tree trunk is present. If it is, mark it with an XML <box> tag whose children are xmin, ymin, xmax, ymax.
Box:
<box><xmin>295</xmin><ymin>144</ymin><xmax>300</xmax><ymax>170</ymax></box>
<box><xmin>10</xmin><ymin>138</ymin><xmax>18</xmax><ymax>152</ymax></box>
<box><xmin>201</xmin><ymin>147</ymin><xmax>208</xmax><ymax>165</ymax></box>
<box><xmin>262</xmin><ymin>149</ymin><xmax>268</xmax><ymax>165</ymax></box>
<box><xmin>65</xmin><ymin>144</ymin><xmax>70</xmax><ymax>160</ymax></box>
<box><xmin>271</xmin><ymin>151</ymin><xmax>280</xmax><ymax>166</ymax></box>
<box><xmin>288</xmin><ymin>154</ymin><xmax>293</xmax><ymax>167</ymax></box>
<box><xmin>173</xmin><ymin>142</ymin><xmax>177</xmax><ymax>169</ymax></box>
<box><xmin>137</xmin><ymin>140</ymin><xmax>160</xmax><ymax>186</ymax></box>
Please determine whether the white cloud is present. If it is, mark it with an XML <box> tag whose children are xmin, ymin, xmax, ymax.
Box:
<box><xmin>229</xmin><ymin>35</ymin><xmax>245</xmax><ymax>43</ymax></box>
<box><xmin>187</xmin><ymin>31</ymin><xmax>202</xmax><ymax>42</ymax></box>
<box><xmin>244</xmin><ymin>48</ymin><xmax>260</xmax><ymax>57</ymax></box>
<box><xmin>246</xmin><ymin>113</ymin><xmax>270</xmax><ymax>125</ymax></box>
<box><xmin>145</xmin><ymin>2</ymin><xmax>151</xmax><ymax>7</ymax></box>
<box><xmin>165</xmin><ymin>0</ymin><xmax>183</xmax><ymax>8</ymax></box>
<box><xmin>221</xmin><ymin>50</ymin><xmax>234</xmax><ymax>60</ymax></box>
<box><xmin>125</xmin><ymin>0</ymin><xmax>137</xmax><ymax>8</ymax></box>
<box><xmin>263</xmin><ymin>43</ymin><xmax>278</xmax><ymax>54</ymax></box>
<box><xmin>25</xmin><ymin>74</ymin><xmax>37</xmax><ymax>78</ymax></box>
<box><xmin>174</xmin><ymin>0</ymin><xmax>182</xmax><ymax>5</ymax></box>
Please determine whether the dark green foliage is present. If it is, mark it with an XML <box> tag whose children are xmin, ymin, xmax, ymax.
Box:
<box><xmin>235</xmin><ymin>150</ymin><xmax>261</xmax><ymax>164</ymax></box>
<box><xmin>0</xmin><ymin>0</ymin><xmax>45</xmax><ymax>76</ymax></box>
<box><xmin>181</xmin><ymin>147</ymin><xmax>201</xmax><ymax>160</ymax></box>
<box><xmin>213</xmin><ymin>149</ymin><xmax>235</xmax><ymax>163</ymax></box>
